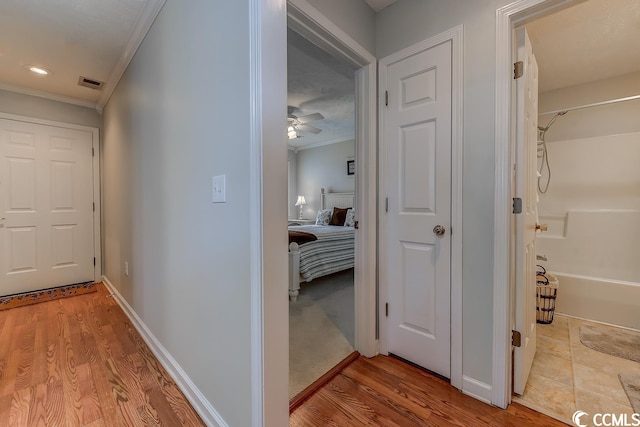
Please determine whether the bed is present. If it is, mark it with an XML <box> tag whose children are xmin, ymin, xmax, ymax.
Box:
<box><xmin>288</xmin><ymin>188</ymin><xmax>355</xmax><ymax>301</ymax></box>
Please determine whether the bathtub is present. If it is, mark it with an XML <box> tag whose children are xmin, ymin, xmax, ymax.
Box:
<box><xmin>537</xmin><ymin>209</ymin><xmax>640</xmax><ymax>330</ymax></box>
<box><xmin>550</xmin><ymin>273</ymin><xmax>640</xmax><ymax>330</ymax></box>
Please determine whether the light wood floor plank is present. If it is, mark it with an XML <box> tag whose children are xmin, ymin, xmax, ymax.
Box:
<box><xmin>0</xmin><ymin>283</ymin><xmax>206</xmax><ymax>426</ymax></box>
<box><xmin>290</xmin><ymin>355</ymin><xmax>570</xmax><ymax>427</ymax></box>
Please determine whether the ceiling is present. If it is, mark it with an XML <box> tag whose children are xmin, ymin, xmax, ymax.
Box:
<box><xmin>526</xmin><ymin>0</ymin><xmax>640</xmax><ymax>93</ymax></box>
<box><xmin>0</xmin><ymin>0</ymin><xmax>638</xmax><ymax>127</ymax></box>
<box><xmin>0</xmin><ymin>0</ymin><xmax>163</xmax><ymax>109</ymax></box>
<box><xmin>287</xmin><ymin>29</ymin><xmax>356</xmax><ymax>150</ymax></box>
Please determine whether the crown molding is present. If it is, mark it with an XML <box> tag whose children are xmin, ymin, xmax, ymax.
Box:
<box><xmin>97</xmin><ymin>0</ymin><xmax>167</xmax><ymax>110</ymax></box>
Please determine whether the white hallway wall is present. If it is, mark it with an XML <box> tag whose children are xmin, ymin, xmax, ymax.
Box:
<box><xmin>102</xmin><ymin>1</ymin><xmax>259</xmax><ymax>425</ymax></box>
<box><xmin>101</xmin><ymin>0</ymin><xmax>374</xmax><ymax>426</ymax></box>
<box><xmin>0</xmin><ymin>89</ymin><xmax>101</xmax><ymax>129</ymax></box>
<box><xmin>376</xmin><ymin>0</ymin><xmax>515</xmax><ymax>389</ymax></box>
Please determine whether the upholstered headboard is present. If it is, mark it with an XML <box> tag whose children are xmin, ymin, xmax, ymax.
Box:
<box><xmin>320</xmin><ymin>187</ymin><xmax>355</xmax><ymax>211</ymax></box>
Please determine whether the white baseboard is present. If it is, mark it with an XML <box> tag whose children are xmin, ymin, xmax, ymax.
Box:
<box><xmin>102</xmin><ymin>276</ymin><xmax>228</xmax><ymax>427</ymax></box>
<box><xmin>462</xmin><ymin>375</ymin><xmax>493</xmax><ymax>405</ymax></box>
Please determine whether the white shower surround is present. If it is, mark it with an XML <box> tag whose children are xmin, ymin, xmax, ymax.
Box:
<box><xmin>536</xmin><ymin>131</ymin><xmax>640</xmax><ymax>331</ymax></box>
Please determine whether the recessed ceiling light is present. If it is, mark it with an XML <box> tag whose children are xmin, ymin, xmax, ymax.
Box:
<box><xmin>26</xmin><ymin>65</ymin><xmax>50</xmax><ymax>76</ymax></box>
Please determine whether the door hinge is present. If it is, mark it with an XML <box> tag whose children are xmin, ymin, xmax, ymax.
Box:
<box><xmin>385</xmin><ymin>90</ymin><xmax>389</xmax><ymax>106</ymax></box>
<box><xmin>385</xmin><ymin>197</ymin><xmax>389</xmax><ymax>213</ymax></box>
<box><xmin>92</xmin><ymin>147</ymin><xmax>95</xmax><ymax>157</ymax></box>
<box><xmin>385</xmin><ymin>303</ymin><xmax>389</xmax><ymax>317</ymax></box>
<box><xmin>93</xmin><ymin>202</ymin><xmax>95</xmax><ymax>212</ymax></box>
<box><xmin>513</xmin><ymin>197</ymin><xmax>522</xmax><ymax>214</ymax></box>
<box><xmin>512</xmin><ymin>330</ymin><xmax>522</xmax><ymax>347</ymax></box>
<box><xmin>514</xmin><ymin>61</ymin><xmax>524</xmax><ymax>79</ymax></box>
<box><xmin>93</xmin><ymin>257</ymin><xmax>96</xmax><ymax>266</ymax></box>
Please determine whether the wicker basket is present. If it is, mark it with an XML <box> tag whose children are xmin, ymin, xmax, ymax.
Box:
<box><xmin>536</xmin><ymin>269</ymin><xmax>559</xmax><ymax>324</ymax></box>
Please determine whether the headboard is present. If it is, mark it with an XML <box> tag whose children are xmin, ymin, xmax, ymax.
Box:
<box><xmin>320</xmin><ymin>187</ymin><xmax>355</xmax><ymax>211</ymax></box>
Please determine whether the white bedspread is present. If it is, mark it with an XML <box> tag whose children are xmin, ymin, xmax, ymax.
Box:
<box><xmin>288</xmin><ymin>225</ymin><xmax>354</xmax><ymax>282</ymax></box>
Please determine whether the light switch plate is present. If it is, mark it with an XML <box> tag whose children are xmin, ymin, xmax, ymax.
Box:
<box><xmin>212</xmin><ymin>174</ymin><xmax>226</xmax><ymax>203</ymax></box>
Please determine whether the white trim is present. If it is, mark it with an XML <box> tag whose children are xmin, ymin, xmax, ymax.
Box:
<box><xmin>96</xmin><ymin>0</ymin><xmax>166</xmax><ymax>110</ymax></box>
<box><xmin>248</xmin><ymin>0</ymin><xmax>264</xmax><ymax>425</ymax></box>
<box><xmin>291</xmin><ymin>135</ymin><xmax>355</xmax><ymax>152</ymax></box>
<box><xmin>449</xmin><ymin>25</ymin><xmax>464</xmax><ymax>392</ymax></box>
<box><xmin>287</xmin><ymin>0</ymin><xmax>376</xmax><ymax>67</ymax></box>
<box><xmin>354</xmin><ymin>62</ymin><xmax>378</xmax><ymax>357</ymax></box>
<box><xmin>0</xmin><ymin>112</ymin><xmax>102</xmax><ymax>281</ymax></box>
<box><xmin>287</xmin><ymin>0</ymin><xmax>378</xmax><ymax>358</ymax></box>
<box><xmin>493</xmin><ymin>0</ymin><xmax>579</xmax><ymax>409</ymax></box>
<box><xmin>462</xmin><ymin>376</ymin><xmax>493</xmax><ymax>405</ymax></box>
<box><xmin>378</xmin><ymin>25</ymin><xmax>464</xmax><ymax>390</ymax></box>
<box><xmin>102</xmin><ymin>276</ymin><xmax>228</xmax><ymax>427</ymax></box>
<box><xmin>0</xmin><ymin>83</ymin><xmax>98</xmax><ymax>110</ymax></box>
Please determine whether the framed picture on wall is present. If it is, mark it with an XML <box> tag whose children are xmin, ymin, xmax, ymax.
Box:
<box><xmin>347</xmin><ymin>159</ymin><xmax>355</xmax><ymax>176</ymax></box>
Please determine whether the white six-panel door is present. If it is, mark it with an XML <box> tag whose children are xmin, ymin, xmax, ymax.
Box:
<box><xmin>513</xmin><ymin>27</ymin><xmax>539</xmax><ymax>395</ymax></box>
<box><xmin>0</xmin><ymin>118</ymin><xmax>95</xmax><ymax>296</ymax></box>
<box><xmin>381</xmin><ymin>40</ymin><xmax>452</xmax><ymax>378</ymax></box>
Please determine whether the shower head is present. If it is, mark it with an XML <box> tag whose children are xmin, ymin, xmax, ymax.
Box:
<box><xmin>539</xmin><ymin>110</ymin><xmax>568</xmax><ymax>133</ymax></box>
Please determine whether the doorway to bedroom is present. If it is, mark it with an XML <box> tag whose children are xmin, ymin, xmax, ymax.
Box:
<box><xmin>286</xmin><ymin>26</ymin><xmax>359</xmax><ymax>402</ymax></box>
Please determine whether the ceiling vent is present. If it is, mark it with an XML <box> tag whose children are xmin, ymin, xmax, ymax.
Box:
<box><xmin>77</xmin><ymin>76</ymin><xmax>104</xmax><ymax>91</ymax></box>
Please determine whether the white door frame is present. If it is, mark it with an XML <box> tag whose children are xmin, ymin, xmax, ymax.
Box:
<box><xmin>250</xmin><ymin>1</ymin><xmax>378</xmax><ymax>425</ymax></box>
<box><xmin>493</xmin><ymin>0</ymin><xmax>578</xmax><ymax>408</ymax></box>
<box><xmin>287</xmin><ymin>0</ymin><xmax>378</xmax><ymax>357</ymax></box>
<box><xmin>378</xmin><ymin>25</ymin><xmax>464</xmax><ymax>392</ymax></box>
<box><xmin>0</xmin><ymin>112</ymin><xmax>102</xmax><ymax>282</ymax></box>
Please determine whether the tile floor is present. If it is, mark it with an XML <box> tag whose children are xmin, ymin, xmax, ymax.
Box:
<box><xmin>514</xmin><ymin>314</ymin><xmax>638</xmax><ymax>424</ymax></box>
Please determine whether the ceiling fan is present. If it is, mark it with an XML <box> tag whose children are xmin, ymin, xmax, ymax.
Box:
<box><xmin>288</xmin><ymin>106</ymin><xmax>324</xmax><ymax>139</ymax></box>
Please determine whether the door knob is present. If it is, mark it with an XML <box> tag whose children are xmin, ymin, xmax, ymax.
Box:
<box><xmin>433</xmin><ymin>225</ymin><xmax>446</xmax><ymax>236</ymax></box>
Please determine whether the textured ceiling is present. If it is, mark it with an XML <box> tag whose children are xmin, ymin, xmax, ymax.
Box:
<box><xmin>1</xmin><ymin>0</ymin><xmax>637</xmax><ymax>119</ymax></box>
<box><xmin>0</xmin><ymin>0</ymin><xmax>151</xmax><ymax>107</ymax></box>
<box><xmin>287</xmin><ymin>29</ymin><xmax>356</xmax><ymax>150</ymax></box>
<box><xmin>526</xmin><ymin>0</ymin><xmax>640</xmax><ymax>93</ymax></box>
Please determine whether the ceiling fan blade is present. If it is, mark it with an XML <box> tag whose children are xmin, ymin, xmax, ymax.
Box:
<box><xmin>297</xmin><ymin>112</ymin><xmax>324</xmax><ymax>123</ymax></box>
<box><xmin>297</xmin><ymin>124</ymin><xmax>322</xmax><ymax>134</ymax></box>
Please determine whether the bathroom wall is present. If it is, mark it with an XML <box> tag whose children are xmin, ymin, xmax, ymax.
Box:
<box><xmin>536</xmin><ymin>72</ymin><xmax>640</xmax><ymax>328</ymax></box>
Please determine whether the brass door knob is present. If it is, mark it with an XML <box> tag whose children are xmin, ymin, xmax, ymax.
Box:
<box><xmin>433</xmin><ymin>225</ymin><xmax>446</xmax><ymax>236</ymax></box>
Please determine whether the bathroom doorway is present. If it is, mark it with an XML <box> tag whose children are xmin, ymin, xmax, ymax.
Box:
<box><xmin>510</xmin><ymin>0</ymin><xmax>640</xmax><ymax>422</ymax></box>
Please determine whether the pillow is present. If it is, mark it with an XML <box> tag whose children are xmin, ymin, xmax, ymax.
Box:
<box><xmin>330</xmin><ymin>207</ymin><xmax>351</xmax><ymax>226</ymax></box>
<box><xmin>344</xmin><ymin>208</ymin><xmax>355</xmax><ymax>227</ymax></box>
<box><xmin>315</xmin><ymin>209</ymin><xmax>332</xmax><ymax>225</ymax></box>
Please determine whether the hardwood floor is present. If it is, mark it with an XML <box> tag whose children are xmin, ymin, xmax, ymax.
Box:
<box><xmin>0</xmin><ymin>283</ymin><xmax>205</xmax><ymax>426</ymax></box>
<box><xmin>290</xmin><ymin>355</ymin><xmax>569</xmax><ymax>426</ymax></box>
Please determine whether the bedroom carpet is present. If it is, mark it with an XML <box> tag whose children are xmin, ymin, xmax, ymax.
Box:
<box><xmin>299</xmin><ymin>268</ymin><xmax>354</xmax><ymax>346</ymax></box>
<box><xmin>289</xmin><ymin>269</ymin><xmax>355</xmax><ymax>399</ymax></box>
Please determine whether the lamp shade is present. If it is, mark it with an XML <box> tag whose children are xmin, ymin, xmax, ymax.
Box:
<box><xmin>295</xmin><ymin>196</ymin><xmax>307</xmax><ymax>206</ymax></box>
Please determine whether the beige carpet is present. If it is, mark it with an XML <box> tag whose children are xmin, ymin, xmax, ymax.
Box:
<box><xmin>579</xmin><ymin>324</ymin><xmax>640</xmax><ymax>363</ymax></box>
<box><xmin>289</xmin><ymin>300</ymin><xmax>354</xmax><ymax>399</ymax></box>
<box><xmin>619</xmin><ymin>372</ymin><xmax>640</xmax><ymax>413</ymax></box>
